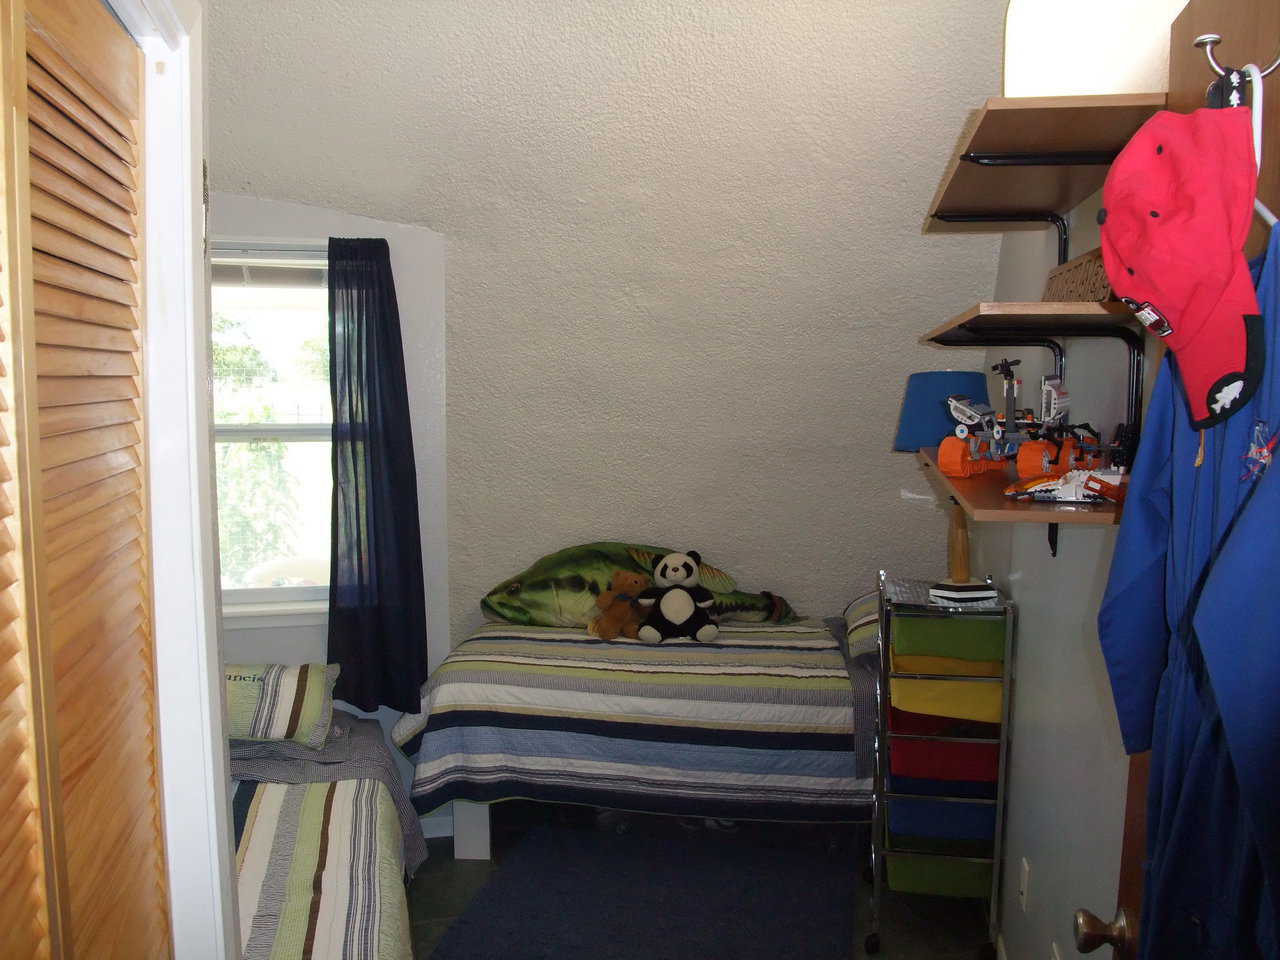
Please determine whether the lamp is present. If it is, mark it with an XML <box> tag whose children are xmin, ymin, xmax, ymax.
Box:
<box><xmin>894</xmin><ymin>371</ymin><xmax>999</xmax><ymax>604</ymax></box>
<box><xmin>893</xmin><ymin>371</ymin><xmax>989</xmax><ymax>452</ymax></box>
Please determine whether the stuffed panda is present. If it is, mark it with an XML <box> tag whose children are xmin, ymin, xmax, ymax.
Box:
<box><xmin>636</xmin><ymin>550</ymin><xmax>719</xmax><ymax>643</ymax></box>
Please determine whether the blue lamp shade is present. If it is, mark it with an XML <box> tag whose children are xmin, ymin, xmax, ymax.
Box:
<box><xmin>893</xmin><ymin>370</ymin><xmax>990</xmax><ymax>452</ymax></box>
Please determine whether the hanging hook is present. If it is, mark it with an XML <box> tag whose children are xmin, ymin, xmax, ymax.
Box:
<box><xmin>1194</xmin><ymin>34</ymin><xmax>1280</xmax><ymax>79</ymax></box>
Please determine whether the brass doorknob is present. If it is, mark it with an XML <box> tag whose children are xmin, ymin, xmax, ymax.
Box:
<box><xmin>1074</xmin><ymin>907</ymin><xmax>1137</xmax><ymax>955</ymax></box>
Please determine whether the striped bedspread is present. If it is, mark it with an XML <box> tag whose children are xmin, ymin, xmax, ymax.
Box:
<box><xmin>233</xmin><ymin>778</ymin><xmax>411</xmax><ymax>960</ymax></box>
<box><xmin>394</xmin><ymin>620</ymin><xmax>874</xmax><ymax>822</ymax></box>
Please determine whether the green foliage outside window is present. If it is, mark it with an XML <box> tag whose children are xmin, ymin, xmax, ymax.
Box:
<box><xmin>212</xmin><ymin>312</ymin><xmax>298</xmax><ymax>586</ymax></box>
<box><xmin>299</xmin><ymin>335</ymin><xmax>329</xmax><ymax>383</ymax></box>
<box><xmin>213</xmin><ymin>312</ymin><xmax>277</xmax><ymax>389</ymax></box>
<box><xmin>216</xmin><ymin>437</ymin><xmax>299</xmax><ymax>586</ymax></box>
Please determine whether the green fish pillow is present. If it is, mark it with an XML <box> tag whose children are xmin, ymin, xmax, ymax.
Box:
<box><xmin>481</xmin><ymin>541</ymin><xmax>797</xmax><ymax>628</ymax></box>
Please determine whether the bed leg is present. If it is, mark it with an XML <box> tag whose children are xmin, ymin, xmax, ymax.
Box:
<box><xmin>452</xmin><ymin>801</ymin><xmax>491</xmax><ymax>860</ymax></box>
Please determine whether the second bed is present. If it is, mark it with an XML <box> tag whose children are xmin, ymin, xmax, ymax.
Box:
<box><xmin>394</xmin><ymin>607</ymin><xmax>879</xmax><ymax>824</ymax></box>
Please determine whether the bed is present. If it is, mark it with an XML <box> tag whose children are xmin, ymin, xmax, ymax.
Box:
<box><xmin>393</xmin><ymin>613</ymin><xmax>878</xmax><ymax>824</ymax></box>
<box><xmin>232</xmin><ymin>778</ymin><xmax>412</xmax><ymax>960</ymax></box>
<box><xmin>230</xmin><ymin>713</ymin><xmax>426</xmax><ymax>960</ymax></box>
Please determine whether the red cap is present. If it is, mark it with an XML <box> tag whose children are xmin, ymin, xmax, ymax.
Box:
<box><xmin>1100</xmin><ymin>107</ymin><xmax>1263</xmax><ymax>428</ymax></box>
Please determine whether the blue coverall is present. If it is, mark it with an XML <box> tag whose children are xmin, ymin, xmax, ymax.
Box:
<box><xmin>1099</xmin><ymin>226</ymin><xmax>1280</xmax><ymax>959</ymax></box>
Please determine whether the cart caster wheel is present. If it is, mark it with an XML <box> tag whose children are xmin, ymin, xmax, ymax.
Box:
<box><xmin>864</xmin><ymin>933</ymin><xmax>881</xmax><ymax>955</ymax></box>
<box><xmin>862</xmin><ymin>864</ymin><xmax>875</xmax><ymax>884</ymax></box>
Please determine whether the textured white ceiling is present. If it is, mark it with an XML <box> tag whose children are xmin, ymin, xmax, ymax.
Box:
<box><xmin>209</xmin><ymin>0</ymin><xmax>1009</xmax><ymax>642</ymax></box>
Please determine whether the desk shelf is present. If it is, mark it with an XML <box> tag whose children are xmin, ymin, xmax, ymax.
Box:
<box><xmin>916</xmin><ymin>447</ymin><xmax>1121</xmax><ymax>526</ymax></box>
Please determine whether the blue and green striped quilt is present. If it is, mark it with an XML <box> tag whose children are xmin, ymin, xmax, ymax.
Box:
<box><xmin>393</xmin><ymin>620</ymin><xmax>874</xmax><ymax>822</ymax></box>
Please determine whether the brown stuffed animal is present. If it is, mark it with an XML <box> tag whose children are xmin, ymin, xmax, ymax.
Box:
<box><xmin>588</xmin><ymin>570</ymin><xmax>651</xmax><ymax>640</ymax></box>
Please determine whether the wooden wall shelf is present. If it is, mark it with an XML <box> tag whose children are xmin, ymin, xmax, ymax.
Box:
<box><xmin>922</xmin><ymin>301</ymin><xmax>1136</xmax><ymax>346</ymax></box>
<box><xmin>916</xmin><ymin>447</ymin><xmax>1122</xmax><ymax>526</ymax></box>
<box><xmin>925</xmin><ymin>93</ymin><xmax>1166</xmax><ymax>232</ymax></box>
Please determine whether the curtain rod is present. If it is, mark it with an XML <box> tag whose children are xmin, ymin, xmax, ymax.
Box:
<box><xmin>209</xmin><ymin>239</ymin><xmax>328</xmax><ymax>260</ymax></box>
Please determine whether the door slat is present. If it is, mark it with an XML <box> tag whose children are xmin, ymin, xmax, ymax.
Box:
<box><xmin>44</xmin><ymin>515</ymin><xmax>142</xmax><ymax>590</ymax></box>
<box><xmin>27</xmin><ymin>92</ymin><xmax>134</xmax><ymax>189</ymax></box>
<box><xmin>44</xmin><ymin>493</ymin><xmax>140</xmax><ymax>559</ymax></box>
<box><xmin>36</xmin><ymin>344</ymin><xmax>138</xmax><ymax>378</ymax></box>
<box><xmin>39</xmin><ymin>398</ymin><xmax>138</xmax><ymax>437</ymax></box>
<box><xmin>25</xmin><ymin>60</ymin><xmax>135</xmax><ymax>167</ymax></box>
<box><xmin>24</xmin><ymin>29</ymin><xmax>136</xmax><ymax>145</ymax></box>
<box><xmin>36</xmin><ymin>375</ymin><xmax>138</xmax><ymax>408</ymax></box>
<box><xmin>41</xmin><ymin>446</ymin><xmax>140</xmax><ymax>501</ymax></box>
<box><xmin>42</xmin><ymin>423</ymin><xmax>141</xmax><ymax>481</ymax></box>
<box><xmin>48</xmin><ymin>577</ymin><xmax>142</xmax><ymax>651</ymax></box>
<box><xmin>30</xmin><ymin>187</ymin><xmax>135</xmax><ymax>260</ymax></box>
<box><xmin>31</xmin><ymin>219</ymin><xmax>136</xmax><ymax>283</ymax></box>
<box><xmin>28</xmin><ymin>124</ymin><xmax>134</xmax><ymax>215</ymax></box>
<box><xmin>42</xmin><ymin>469</ymin><xmax>138</xmax><ymax>530</ymax></box>
<box><xmin>31</xmin><ymin>251</ymin><xmax>136</xmax><ymax>307</ymax></box>
<box><xmin>26</xmin><ymin>0</ymin><xmax>143</xmax><ymax>122</ymax></box>
<box><xmin>47</xmin><ymin>538</ymin><xmax>142</xmax><ymax>620</ymax></box>
<box><xmin>49</xmin><ymin>617</ymin><xmax>145</xmax><ymax>710</ymax></box>
<box><xmin>33</xmin><ymin>281</ymin><xmax>136</xmax><ymax>330</ymax></box>
<box><xmin>50</xmin><ymin>593</ymin><xmax>142</xmax><ymax>659</ymax></box>
<box><xmin>28</xmin><ymin>155</ymin><xmax>135</xmax><ymax>238</ymax></box>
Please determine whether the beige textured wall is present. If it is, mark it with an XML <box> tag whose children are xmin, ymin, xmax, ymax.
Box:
<box><xmin>207</xmin><ymin>0</ymin><xmax>1007</xmax><ymax>644</ymax></box>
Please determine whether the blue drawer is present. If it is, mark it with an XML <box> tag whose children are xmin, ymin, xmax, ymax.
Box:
<box><xmin>888</xmin><ymin>773</ymin><xmax>997</xmax><ymax>800</ymax></box>
<box><xmin>888</xmin><ymin>796</ymin><xmax>996</xmax><ymax>841</ymax></box>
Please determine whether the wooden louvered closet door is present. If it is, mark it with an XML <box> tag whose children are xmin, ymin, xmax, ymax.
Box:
<box><xmin>0</xmin><ymin>0</ymin><xmax>172</xmax><ymax>956</ymax></box>
<box><xmin>0</xmin><ymin>16</ymin><xmax>54</xmax><ymax>953</ymax></box>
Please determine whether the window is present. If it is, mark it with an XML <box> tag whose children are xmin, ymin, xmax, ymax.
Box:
<box><xmin>211</xmin><ymin>247</ymin><xmax>331</xmax><ymax>603</ymax></box>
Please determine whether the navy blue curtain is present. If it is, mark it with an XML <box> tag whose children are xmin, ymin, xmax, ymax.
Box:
<box><xmin>327</xmin><ymin>238</ymin><xmax>428</xmax><ymax>712</ymax></box>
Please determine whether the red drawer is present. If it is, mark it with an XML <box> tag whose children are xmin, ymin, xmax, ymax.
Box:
<box><xmin>888</xmin><ymin>706</ymin><xmax>1000</xmax><ymax>740</ymax></box>
<box><xmin>889</xmin><ymin>736</ymin><xmax>1000</xmax><ymax>782</ymax></box>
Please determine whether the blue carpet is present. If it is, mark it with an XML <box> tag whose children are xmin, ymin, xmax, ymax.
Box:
<box><xmin>431</xmin><ymin>817</ymin><xmax>858</xmax><ymax>960</ymax></box>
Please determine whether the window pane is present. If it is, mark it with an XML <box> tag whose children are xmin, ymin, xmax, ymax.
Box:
<box><xmin>216</xmin><ymin>440</ymin><xmax>332</xmax><ymax>590</ymax></box>
<box><xmin>212</xmin><ymin>277</ymin><xmax>331</xmax><ymax>425</ymax></box>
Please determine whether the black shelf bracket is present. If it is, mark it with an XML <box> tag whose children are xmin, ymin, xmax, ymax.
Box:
<box><xmin>932</xmin><ymin>213</ymin><xmax>1070</xmax><ymax>266</ymax></box>
<box><xmin>944</xmin><ymin>323</ymin><xmax>1144</xmax><ymax>465</ymax></box>
<box><xmin>1002</xmin><ymin>324</ymin><xmax>1145</xmax><ymax>452</ymax></box>
<box><xmin>960</xmin><ymin>151</ymin><xmax>1118</xmax><ymax>167</ymax></box>
<box><xmin>956</xmin><ymin>335</ymin><xmax>1065</xmax><ymax>382</ymax></box>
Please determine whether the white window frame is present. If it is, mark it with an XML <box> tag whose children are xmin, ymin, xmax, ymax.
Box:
<box><xmin>210</xmin><ymin>241</ymin><xmax>331</xmax><ymax>608</ymax></box>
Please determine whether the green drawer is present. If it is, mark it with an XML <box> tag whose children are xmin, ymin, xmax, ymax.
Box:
<box><xmin>885</xmin><ymin>851</ymin><xmax>992</xmax><ymax>899</ymax></box>
<box><xmin>888</xmin><ymin>832</ymin><xmax>993</xmax><ymax>859</ymax></box>
<box><xmin>889</xmin><ymin>613</ymin><xmax>1006</xmax><ymax>662</ymax></box>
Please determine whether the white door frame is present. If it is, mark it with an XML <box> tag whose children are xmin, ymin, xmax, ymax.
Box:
<box><xmin>111</xmin><ymin>2</ymin><xmax>239</xmax><ymax>957</ymax></box>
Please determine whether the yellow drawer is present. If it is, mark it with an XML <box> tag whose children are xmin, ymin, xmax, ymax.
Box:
<box><xmin>891</xmin><ymin>650</ymin><xmax>1002</xmax><ymax>678</ymax></box>
<box><xmin>889</xmin><ymin>676</ymin><xmax>1003</xmax><ymax>724</ymax></box>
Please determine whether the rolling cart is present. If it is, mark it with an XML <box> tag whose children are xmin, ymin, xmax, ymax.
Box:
<box><xmin>864</xmin><ymin>572</ymin><xmax>1015</xmax><ymax>957</ymax></box>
